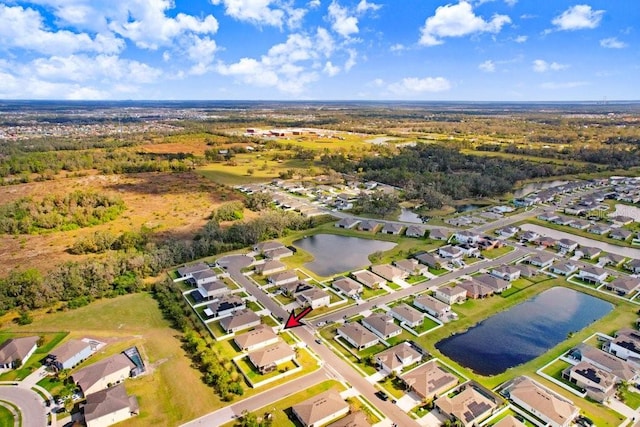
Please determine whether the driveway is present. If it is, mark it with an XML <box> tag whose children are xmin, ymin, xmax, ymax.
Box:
<box><xmin>0</xmin><ymin>385</ymin><xmax>47</xmax><ymax>427</ymax></box>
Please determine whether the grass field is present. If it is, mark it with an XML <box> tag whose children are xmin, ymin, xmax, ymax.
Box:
<box><xmin>0</xmin><ymin>331</ymin><xmax>67</xmax><ymax>381</ymax></box>
<box><xmin>0</xmin><ymin>403</ymin><xmax>15</xmax><ymax>427</ymax></box>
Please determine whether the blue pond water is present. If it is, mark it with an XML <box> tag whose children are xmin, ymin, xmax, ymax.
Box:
<box><xmin>436</xmin><ymin>287</ymin><xmax>612</xmax><ymax>376</ymax></box>
<box><xmin>293</xmin><ymin>234</ymin><xmax>396</xmax><ymax>276</ymax></box>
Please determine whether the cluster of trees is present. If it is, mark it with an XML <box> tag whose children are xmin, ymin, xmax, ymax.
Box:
<box><xmin>244</xmin><ymin>192</ymin><xmax>272</xmax><ymax>211</ymax></box>
<box><xmin>323</xmin><ymin>144</ymin><xmax>587</xmax><ymax>207</ymax></box>
<box><xmin>0</xmin><ymin>191</ymin><xmax>125</xmax><ymax>234</ymax></box>
<box><xmin>69</xmin><ymin>229</ymin><xmax>150</xmax><ymax>254</ymax></box>
<box><xmin>0</xmin><ymin>210</ymin><xmax>333</xmax><ymax>314</ymax></box>
<box><xmin>352</xmin><ymin>191</ymin><xmax>400</xmax><ymax>218</ymax></box>
<box><xmin>211</xmin><ymin>201</ymin><xmax>244</xmax><ymax>222</ymax></box>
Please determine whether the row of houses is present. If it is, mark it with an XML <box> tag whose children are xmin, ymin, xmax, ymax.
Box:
<box><xmin>537</xmin><ymin>211</ymin><xmax>635</xmax><ymax>240</ymax></box>
<box><xmin>335</xmin><ymin>217</ymin><xmax>435</xmax><ymax>239</ymax></box>
<box><xmin>433</xmin><ymin>273</ymin><xmax>513</xmax><ymax>305</ymax></box>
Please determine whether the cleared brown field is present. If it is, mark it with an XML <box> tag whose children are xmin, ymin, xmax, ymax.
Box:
<box><xmin>0</xmin><ymin>171</ymin><xmax>247</xmax><ymax>275</ymax></box>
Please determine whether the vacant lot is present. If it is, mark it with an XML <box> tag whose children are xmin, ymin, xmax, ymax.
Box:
<box><xmin>0</xmin><ymin>171</ymin><xmax>242</xmax><ymax>275</ymax></box>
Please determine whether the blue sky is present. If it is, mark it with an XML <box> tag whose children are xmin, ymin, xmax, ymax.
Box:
<box><xmin>0</xmin><ymin>0</ymin><xmax>637</xmax><ymax>100</ymax></box>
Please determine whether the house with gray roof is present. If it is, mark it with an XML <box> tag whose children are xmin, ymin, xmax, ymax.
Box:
<box><xmin>268</xmin><ymin>270</ymin><xmax>299</xmax><ymax>286</ymax></box>
<box><xmin>474</xmin><ymin>273</ymin><xmax>511</xmax><ymax>293</ymax></box>
<box><xmin>375</xmin><ymin>342</ymin><xmax>422</xmax><ymax>373</ymax></box>
<box><xmin>255</xmin><ymin>260</ymin><xmax>286</xmax><ymax>276</ymax></box>
<box><xmin>490</xmin><ymin>265</ymin><xmax>521</xmax><ymax>282</ymax></box>
<box><xmin>198</xmin><ymin>280</ymin><xmax>229</xmax><ymax>300</ymax></box>
<box><xmin>83</xmin><ymin>384</ymin><xmax>139</xmax><ymax>427</ymax></box>
<box><xmin>414</xmin><ymin>252</ymin><xmax>442</xmax><ymax>269</ymax></box>
<box><xmin>577</xmin><ymin>265</ymin><xmax>608</xmax><ymax>284</ymax></box>
<box><xmin>405</xmin><ymin>225</ymin><xmax>427</xmax><ymax>238</ymax></box>
<box><xmin>577</xmin><ymin>246</ymin><xmax>601</xmax><ymax>260</ymax></box>
<box><xmin>219</xmin><ymin>310</ymin><xmax>261</xmax><ymax>334</ymax></box>
<box><xmin>550</xmin><ymin>261</ymin><xmax>578</xmax><ymax>276</ymax></box>
<box><xmin>248</xmin><ymin>341</ymin><xmax>296</xmax><ymax>374</ymax></box>
<box><xmin>358</xmin><ymin>220</ymin><xmax>380</xmax><ymax>232</ymax></box>
<box><xmin>292</xmin><ymin>390</ymin><xmax>349</xmax><ymax>427</ymax></box>
<box><xmin>46</xmin><ymin>339</ymin><xmax>94</xmax><ymax>371</ymax></box>
<box><xmin>414</xmin><ymin>295</ymin><xmax>450</xmax><ymax>319</ymax></box>
<box><xmin>0</xmin><ymin>336</ymin><xmax>39</xmax><ymax>371</ymax></box>
<box><xmin>600</xmin><ymin>253</ymin><xmax>625</xmax><ymax>266</ymax></box>
<box><xmin>361</xmin><ymin>314</ymin><xmax>402</xmax><ymax>340</ymax></box>
<box><xmin>203</xmin><ymin>295</ymin><xmax>246</xmax><ymax>318</ymax></box>
<box><xmin>401</xmin><ymin>360</ymin><xmax>458</xmax><ymax>400</ymax></box>
<box><xmin>434</xmin><ymin>285</ymin><xmax>467</xmax><ymax>305</ymax></box>
<box><xmin>331</xmin><ymin>277</ymin><xmax>363</xmax><ymax>297</ymax></box>
<box><xmin>428</xmin><ymin>228</ymin><xmax>449</xmax><ymax>241</ymax></box>
<box><xmin>393</xmin><ymin>259</ymin><xmax>429</xmax><ymax>276</ymax></box>
<box><xmin>335</xmin><ymin>218</ymin><xmax>360</xmax><ymax>229</ymax></box>
<box><xmin>606</xmin><ymin>277</ymin><xmax>640</xmax><ymax>296</ymax></box>
<box><xmin>610</xmin><ymin>228</ymin><xmax>633</xmax><ymax>241</ymax></box>
<box><xmin>389</xmin><ymin>303</ymin><xmax>424</xmax><ymax>328</ymax></box>
<box><xmin>296</xmin><ymin>288</ymin><xmax>331</xmax><ymax>309</ymax></box>
<box><xmin>176</xmin><ymin>262</ymin><xmax>210</xmax><ymax>280</ymax></box>
<box><xmin>337</xmin><ymin>324</ymin><xmax>378</xmax><ymax>350</ymax></box>
<box><xmin>381</xmin><ymin>223</ymin><xmax>403</xmax><ymax>235</ymax></box>
<box><xmin>351</xmin><ymin>270</ymin><xmax>386</xmax><ymax>289</ymax></box>
<box><xmin>234</xmin><ymin>324</ymin><xmax>279</xmax><ymax>352</ymax></box>
<box><xmin>72</xmin><ymin>353</ymin><xmax>135</xmax><ymax>396</ymax></box>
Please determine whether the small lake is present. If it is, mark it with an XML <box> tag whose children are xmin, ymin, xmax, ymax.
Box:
<box><xmin>398</xmin><ymin>208</ymin><xmax>423</xmax><ymax>223</ymax></box>
<box><xmin>435</xmin><ymin>287</ymin><xmax>612</xmax><ymax>376</ymax></box>
<box><xmin>455</xmin><ymin>204</ymin><xmax>483</xmax><ymax>213</ymax></box>
<box><xmin>513</xmin><ymin>180</ymin><xmax>568</xmax><ymax>198</ymax></box>
<box><xmin>293</xmin><ymin>234</ymin><xmax>396</xmax><ymax>276</ymax></box>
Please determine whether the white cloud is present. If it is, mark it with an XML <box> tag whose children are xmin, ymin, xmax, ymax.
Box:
<box><xmin>323</xmin><ymin>61</ymin><xmax>340</xmax><ymax>76</ymax></box>
<box><xmin>0</xmin><ymin>4</ymin><xmax>124</xmax><ymax>55</ymax></box>
<box><xmin>552</xmin><ymin>4</ymin><xmax>604</xmax><ymax>31</ymax></box>
<box><xmin>210</xmin><ymin>0</ymin><xmax>306</xmax><ymax>29</ymax></box>
<box><xmin>390</xmin><ymin>43</ymin><xmax>406</xmax><ymax>52</ymax></box>
<box><xmin>540</xmin><ymin>81</ymin><xmax>588</xmax><ymax>89</ymax></box>
<box><xmin>388</xmin><ymin>76</ymin><xmax>451</xmax><ymax>95</ymax></box>
<box><xmin>600</xmin><ymin>37</ymin><xmax>627</xmax><ymax>49</ymax></box>
<box><xmin>514</xmin><ymin>35</ymin><xmax>527</xmax><ymax>43</ymax></box>
<box><xmin>308</xmin><ymin>0</ymin><xmax>321</xmax><ymax>7</ymax></box>
<box><xmin>356</xmin><ymin>0</ymin><xmax>381</xmax><ymax>14</ymax></box>
<box><xmin>504</xmin><ymin>0</ymin><xmax>517</xmax><ymax>6</ymax></box>
<box><xmin>419</xmin><ymin>1</ymin><xmax>511</xmax><ymax>46</ymax></box>
<box><xmin>328</xmin><ymin>1</ymin><xmax>359</xmax><ymax>38</ymax></box>
<box><xmin>533</xmin><ymin>59</ymin><xmax>569</xmax><ymax>73</ymax></box>
<box><xmin>344</xmin><ymin>49</ymin><xmax>357</xmax><ymax>71</ymax></box>
<box><xmin>479</xmin><ymin>60</ymin><xmax>495</xmax><ymax>72</ymax></box>
<box><xmin>187</xmin><ymin>36</ymin><xmax>218</xmax><ymax>75</ymax></box>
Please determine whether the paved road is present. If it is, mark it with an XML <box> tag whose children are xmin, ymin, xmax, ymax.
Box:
<box><xmin>521</xmin><ymin>223</ymin><xmax>640</xmax><ymax>259</ymax></box>
<box><xmin>0</xmin><ymin>385</ymin><xmax>47</xmax><ymax>427</ymax></box>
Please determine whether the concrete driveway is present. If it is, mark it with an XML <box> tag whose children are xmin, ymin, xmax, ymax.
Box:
<box><xmin>0</xmin><ymin>385</ymin><xmax>47</xmax><ymax>427</ymax></box>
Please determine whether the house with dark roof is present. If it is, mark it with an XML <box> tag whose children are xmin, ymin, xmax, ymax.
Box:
<box><xmin>610</xmin><ymin>228</ymin><xmax>633</xmax><ymax>241</ymax></box>
<box><xmin>281</xmin><ymin>280</ymin><xmax>316</xmax><ymax>297</ymax></box>
<box><xmin>264</xmin><ymin>246</ymin><xmax>294</xmax><ymax>260</ymax></box>
<box><xmin>550</xmin><ymin>261</ymin><xmax>578</xmax><ymax>276</ymax></box>
<box><xmin>414</xmin><ymin>252</ymin><xmax>443</xmax><ymax>269</ymax></box>
<box><xmin>331</xmin><ymin>277</ymin><xmax>363</xmax><ymax>297</ymax></box>
<box><xmin>405</xmin><ymin>225</ymin><xmax>427</xmax><ymax>238</ymax></box>
<box><xmin>291</xmin><ymin>390</ymin><xmax>349</xmax><ymax>427</ymax></box>
<box><xmin>337</xmin><ymin>324</ymin><xmax>378</xmax><ymax>350</ymax></box>
<box><xmin>82</xmin><ymin>384</ymin><xmax>139</xmax><ymax>427</ymax></box>
<box><xmin>234</xmin><ymin>325</ymin><xmax>279</xmax><ymax>352</ymax></box>
<box><xmin>600</xmin><ymin>253</ymin><xmax>625</xmax><ymax>266</ymax></box>
<box><xmin>358</xmin><ymin>220</ymin><xmax>380</xmax><ymax>232</ymax></box>
<box><xmin>428</xmin><ymin>228</ymin><xmax>449</xmax><ymax>241</ymax></box>
<box><xmin>557</xmin><ymin>238</ymin><xmax>579</xmax><ymax>252</ymax></box>
<box><xmin>389</xmin><ymin>303</ymin><xmax>424</xmax><ymax>328</ymax></box>
<box><xmin>189</xmin><ymin>269</ymin><xmax>218</xmax><ymax>288</ymax></box>
<box><xmin>254</xmin><ymin>241</ymin><xmax>285</xmax><ymax>254</ymax></box>
<box><xmin>401</xmin><ymin>361</ymin><xmax>458</xmax><ymax>400</ymax></box>
<box><xmin>381</xmin><ymin>223</ymin><xmax>403</xmax><ymax>235</ymax></box>
<box><xmin>572</xmin><ymin>344</ymin><xmax>638</xmax><ymax>382</ymax></box>
<box><xmin>514</xmin><ymin>264</ymin><xmax>538</xmax><ymax>278</ymax></box>
<box><xmin>625</xmin><ymin>259</ymin><xmax>640</xmax><ymax>274</ymax></box>
<box><xmin>72</xmin><ymin>353</ymin><xmax>135</xmax><ymax>396</ymax></box>
<box><xmin>361</xmin><ymin>314</ymin><xmax>402</xmax><ymax>340</ymax></box>
<box><xmin>46</xmin><ymin>339</ymin><xmax>94</xmax><ymax>371</ymax></box>
<box><xmin>176</xmin><ymin>262</ymin><xmax>210</xmax><ymax>280</ymax></box>
<box><xmin>490</xmin><ymin>266</ymin><xmax>521</xmax><ymax>282</ymax></box>
<box><xmin>203</xmin><ymin>295</ymin><xmax>246</xmax><ymax>319</ymax></box>
<box><xmin>562</xmin><ymin>361</ymin><xmax>616</xmax><ymax>402</ymax></box>
<box><xmin>606</xmin><ymin>277</ymin><xmax>640</xmax><ymax>296</ymax></box>
<box><xmin>394</xmin><ymin>259</ymin><xmax>429</xmax><ymax>276</ymax></box>
<box><xmin>375</xmin><ymin>342</ymin><xmax>422</xmax><ymax>373</ymax></box>
<box><xmin>435</xmin><ymin>383</ymin><xmax>499</xmax><ymax>427</ymax></box>
<box><xmin>577</xmin><ymin>266</ymin><xmax>608</xmax><ymax>284</ymax></box>
<box><xmin>255</xmin><ymin>260</ymin><xmax>286</xmax><ymax>276</ymax></box>
<box><xmin>577</xmin><ymin>246</ymin><xmax>601</xmax><ymax>260</ymax></box>
<box><xmin>0</xmin><ymin>336</ymin><xmax>39</xmax><ymax>371</ymax></box>
<box><xmin>219</xmin><ymin>310</ymin><xmax>261</xmax><ymax>334</ymax></box>
<box><xmin>458</xmin><ymin>280</ymin><xmax>494</xmax><ymax>299</ymax></box>
<box><xmin>527</xmin><ymin>253</ymin><xmax>555</xmax><ymax>268</ymax></box>
<box><xmin>248</xmin><ymin>341</ymin><xmax>296</xmax><ymax>374</ymax></box>
<box><xmin>474</xmin><ymin>273</ymin><xmax>511</xmax><ymax>293</ymax></box>
<box><xmin>609</xmin><ymin>328</ymin><xmax>640</xmax><ymax>361</ymax></box>
<box><xmin>588</xmin><ymin>224</ymin><xmax>611</xmax><ymax>236</ymax></box>
<box><xmin>198</xmin><ymin>280</ymin><xmax>229</xmax><ymax>300</ymax></box>
<box><xmin>335</xmin><ymin>217</ymin><xmax>360</xmax><ymax>229</ymax></box>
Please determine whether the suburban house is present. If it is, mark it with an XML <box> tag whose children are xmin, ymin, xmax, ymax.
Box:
<box><xmin>572</xmin><ymin>344</ymin><xmax>638</xmax><ymax>382</ymax></box>
<box><xmin>358</xmin><ymin>220</ymin><xmax>380</xmax><ymax>232</ymax></box>
<box><xmin>362</xmin><ymin>314</ymin><xmax>402</xmax><ymax>340</ymax></box>
<box><xmin>490</xmin><ymin>266</ymin><xmax>521</xmax><ymax>282</ymax></box>
<box><xmin>389</xmin><ymin>303</ymin><xmax>424</xmax><ymax>328</ymax></box>
<box><xmin>46</xmin><ymin>339</ymin><xmax>94</xmax><ymax>371</ymax></box>
<box><xmin>254</xmin><ymin>241</ymin><xmax>285</xmax><ymax>254</ymax></box>
<box><xmin>401</xmin><ymin>360</ymin><xmax>458</xmax><ymax>400</ymax></box>
<box><xmin>434</xmin><ymin>286</ymin><xmax>467</xmax><ymax>305</ymax></box>
<box><xmin>176</xmin><ymin>262</ymin><xmax>210</xmax><ymax>280</ymax></box>
<box><xmin>291</xmin><ymin>390</ymin><xmax>349</xmax><ymax>427</ymax></box>
<box><xmin>335</xmin><ymin>217</ymin><xmax>360</xmax><ymax>229</ymax></box>
<box><xmin>331</xmin><ymin>277</ymin><xmax>363</xmax><ymax>297</ymax></box>
<box><xmin>234</xmin><ymin>324</ymin><xmax>279</xmax><ymax>352</ymax></box>
<box><xmin>405</xmin><ymin>225</ymin><xmax>427</xmax><ymax>238</ymax></box>
<box><xmin>588</xmin><ymin>224</ymin><xmax>611</xmax><ymax>236</ymax></box>
<box><xmin>557</xmin><ymin>238</ymin><xmax>579</xmax><ymax>252</ymax></box>
<box><xmin>568</xmin><ymin>219</ymin><xmax>590</xmax><ymax>230</ymax></box>
<box><xmin>458</xmin><ymin>280</ymin><xmax>494</xmax><ymax>299</ymax></box>
<box><xmin>610</xmin><ymin>228</ymin><xmax>633</xmax><ymax>241</ymax></box>
<box><xmin>281</xmin><ymin>280</ymin><xmax>315</xmax><ymax>297</ymax></box>
<box><xmin>394</xmin><ymin>259</ymin><xmax>429</xmax><ymax>276</ymax></box>
<box><xmin>577</xmin><ymin>266</ymin><xmax>608</xmax><ymax>284</ymax></box>
<box><xmin>562</xmin><ymin>361</ymin><xmax>616</xmax><ymax>402</ymax></box>
<box><xmin>72</xmin><ymin>353</ymin><xmax>135</xmax><ymax>396</ymax></box>
<box><xmin>371</xmin><ymin>264</ymin><xmax>408</xmax><ymax>282</ymax></box>
<box><xmin>600</xmin><ymin>253</ymin><xmax>625</xmax><ymax>267</ymax></box>
<box><xmin>198</xmin><ymin>280</ymin><xmax>229</xmax><ymax>300</ymax></box>
<box><xmin>0</xmin><ymin>336</ymin><xmax>38</xmax><ymax>371</ymax></box>
<box><xmin>435</xmin><ymin>383</ymin><xmax>499</xmax><ymax>427</ymax></box>
<box><xmin>219</xmin><ymin>310</ymin><xmax>261</xmax><ymax>334</ymax></box>
<box><xmin>495</xmin><ymin>226</ymin><xmax>520</xmax><ymax>238</ymax></box>
<box><xmin>577</xmin><ymin>246</ymin><xmax>601</xmax><ymax>260</ymax></box>
<box><xmin>527</xmin><ymin>253</ymin><xmax>555</xmax><ymax>268</ymax></box>
<box><xmin>268</xmin><ymin>270</ymin><xmax>299</xmax><ymax>287</ymax></box>
<box><xmin>296</xmin><ymin>289</ymin><xmax>331</xmax><ymax>309</ymax></box>
<box><xmin>553</xmin><ymin>216</ymin><xmax>574</xmax><ymax>227</ymax></box>
<box><xmin>429</xmin><ymin>229</ymin><xmax>449</xmax><ymax>241</ymax></box>
<box><xmin>514</xmin><ymin>264</ymin><xmax>538</xmax><ymax>278</ymax></box>
<box><xmin>381</xmin><ymin>223</ymin><xmax>403</xmax><ymax>235</ymax></box>
<box><xmin>264</xmin><ymin>246</ymin><xmax>294</xmax><ymax>260</ymax></box>
<box><xmin>414</xmin><ymin>295</ymin><xmax>451</xmax><ymax>319</ymax></box>
<box><xmin>474</xmin><ymin>274</ymin><xmax>512</xmax><ymax>293</ymax></box>
<box><xmin>351</xmin><ymin>270</ymin><xmax>386</xmax><ymax>289</ymax></box>
<box><xmin>327</xmin><ymin>412</ymin><xmax>370</xmax><ymax>427</ymax></box>
<box><xmin>82</xmin><ymin>384</ymin><xmax>139</xmax><ymax>427</ymax></box>
<box><xmin>520</xmin><ymin>230</ymin><xmax>540</xmax><ymax>242</ymax></box>
<box><xmin>610</xmin><ymin>215</ymin><xmax>634</xmax><ymax>226</ymax></box>
<box><xmin>189</xmin><ymin>270</ymin><xmax>218</xmax><ymax>288</ymax></box>
<box><xmin>538</xmin><ymin>211</ymin><xmax>559</xmax><ymax>222</ymax></box>
<box><xmin>550</xmin><ymin>261</ymin><xmax>578</xmax><ymax>276</ymax></box>
<box><xmin>414</xmin><ymin>252</ymin><xmax>443</xmax><ymax>269</ymax></box>
<box><xmin>494</xmin><ymin>416</ymin><xmax>526</xmax><ymax>427</ymax></box>
<box><xmin>337</xmin><ymin>324</ymin><xmax>378</xmax><ymax>350</ymax></box>
<box><xmin>438</xmin><ymin>245</ymin><xmax>464</xmax><ymax>259</ymax></box>
<box><xmin>625</xmin><ymin>259</ymin><xmax>640</xmax><ymax>274</ymax></box>
<box><xmin>606</xmin><ymin>277</ymin><xmax>640</xmax><ymax>295</ymax></box>
<box><xmin>507</xmin><ymin>377</ymin><xmax>579</xmax><ymax>427</ymax></box>
<box><xmin>248</xmin><ymin>341</ymin><xmax>296</xmax><ymax>374</ymax></box>
<box><xmin>203</xmin><ymin>295</ymin><xmax>246</xmax><ymax>319</ymax></box>
<box><xmin>454</xmin><ymin>231</ymin><xmax>482</xmax><ymax>244</ymax></box>
<box><xmin>375</xmin><ymin>343</ymin><xmax>422</xmax><ymax>373</ymax></box>
<box><xmin>255</xmin><ymin>260</ymin><xmax>286</xmax><ymax>276</ymax></box>
<box><xmin>537</xmin><ymin>236</ymin><xmax>558</xmax><ymax>248</ymax></box>
<box><xmin>609</xmin><ymin>328</ymin><xmax>640</xmax><ymax>361</ymax></box>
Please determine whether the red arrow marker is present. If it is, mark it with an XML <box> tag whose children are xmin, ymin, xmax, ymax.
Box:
<box><xmin>284</xmin><ymin>307</ymin><xmax>313</xmax><ymax>329</ymax></box>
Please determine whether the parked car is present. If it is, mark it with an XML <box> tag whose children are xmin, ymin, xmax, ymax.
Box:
<box><xmin>375</xmin><ymin>391</ymin><xmax>388</xmax><ymax>401</ymax></box>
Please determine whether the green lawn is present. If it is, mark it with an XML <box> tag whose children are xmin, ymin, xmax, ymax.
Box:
<box><xmin>406</xmin><ymin>275</ymin><xmax>428</xmax><ymax>284</ymax></box>
<box><xmin>246</xmin><ymin>301</ymin><xmax>263</xmax><ymax>312</ymax></box>
<box><xmin>428</xmin><ymin>267</ymin><xmax>449</xmax><ymax>276</ymax></box>
<box><xmin>500</xmin><ymin>278</ymin><xmax>536</xmax><ymax>298</ymax></box>
<box><xmin>485</xmin><ymin>409</ymin><xmax>537</xmax><ymax>427</ymax></box>
<box><xmin>235</xmin><ymin>356</ymin><xmax>298</xmax><ymax>383</ymax></box>
<box><xmin>378</xmin><ymin>376</ymin><xmax>409</xmax><ymax>399</ymax></box>
<box><xmin>541</xmin><ymin>360</ymin><xmax>584</xmax><ymax>393</ymax></box>
<box><xmin>319</xmin><ymin>327</ymin><xmax>377</xmax><ymax>375</ymax></box>
<box><xmin>0</xmin><ymin>403</ymin><xmax>16</xmax><ymax>426</ymax></box>
<box><xmin>0</xmin><ymin>331</ymin><xmax>68</xmax><ymax>381</ymax></box>
<box><xmin>412</xmin><ymin>317</ymin><xmax>440</xmax><ymax>334</ymax></box>
<box><xmin>37</xmin><ymin>376</ymin><xmax>77</xmax><ymax>400</ymax></box>
<box><xmin>387</xmin><ymin>282</ymin><xmax>401</xmax><ymax>290</ymax></box>
<box><xmin>619</xmin><ymin>387</ymin><xmax>640</xmax><ymax>410</ymax></box>
<box><xmin>483</xmin><ymin>245</ymin><xmax>515</xmax><ymax>259</ymax></box>
<box><xmin>362</xmin><ymin>287</ymin><xmax>387</xmax><ymax>300</ymax></box>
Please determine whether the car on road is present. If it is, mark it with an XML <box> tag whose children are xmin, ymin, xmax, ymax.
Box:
<box><xmin>375</xmin><ymin>391</ymin><xmax>388</xmax><ymax>401</ymax></box>
<box><xmin>315</xmin><ymin>338</ymin><xmax>322</xmax><ymax>344</ymax></box>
